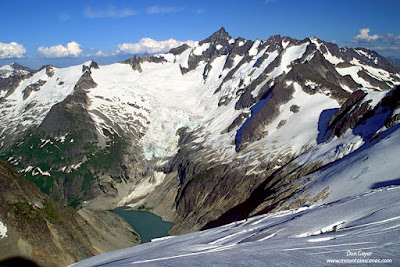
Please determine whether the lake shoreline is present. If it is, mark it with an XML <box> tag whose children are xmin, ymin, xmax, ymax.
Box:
<box><xmin>112</xmin><ymin>207</ymin><xmax>174</xmax><ymax>244</ymax></box>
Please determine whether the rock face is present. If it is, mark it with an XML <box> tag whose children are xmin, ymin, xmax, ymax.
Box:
<box><xmin>0</xmin><ymin>160</ymin><xmax>140</xmax><ymax>267</ymax></box>
<box><xmin>326</xmin><ymin>85</ymin><xmax>400</xmax><ymax>141</ymax></box>
<box><xmin>1</xmin><ymin>29</ymin><xmax>400</xmax><ymax>239</ymax></box>
<box><xmin>2</xmin><ymin>66</ymin><xmax>102</xmax><ymax>206</ymax></box>
<box><xmin>121</xmin><ymin>55</ymin><xmax>167</xmax><ymax>72</ymax></box>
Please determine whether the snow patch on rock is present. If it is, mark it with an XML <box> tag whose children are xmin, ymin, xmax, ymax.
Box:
<box><xmin>0</xmin><ymin>221</ymin><xmax>7</xmax><ymax>238</ymax></box>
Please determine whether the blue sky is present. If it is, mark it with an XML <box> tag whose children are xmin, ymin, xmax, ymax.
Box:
<box><xmin>1</xmin><ymin>0</ymin><xmax>399</xmax><ymax>69</ymax></box>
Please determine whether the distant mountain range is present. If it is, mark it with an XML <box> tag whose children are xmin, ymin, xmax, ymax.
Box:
<box><xmin>0</xmin><ymin>54</ymin><xmax>134</xmax><ymax>71</ymax></box>
<box><xmin>1</xmin><ymin>28</ymin><xmax>400</xmax><ymax>265</ymax></box>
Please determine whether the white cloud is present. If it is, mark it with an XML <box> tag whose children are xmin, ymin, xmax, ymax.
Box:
<box><xmin>59</xmin><ymin>13</ymin><xmax>71</xmax><ymax>22</ymax></box>
<box><xmin>37</xmin><ymin>42</ymin><xmax>82</xmax><ymax>58</ymax></box>
<box><xmin>85</xmin><ymin>6</ymin><xmax>137</xmax><ymax>18</ymax></box>
<box><xmin>117</xmin><ymin>38</ymin><xmax>195</xmax><ymax>54</ymax></box>
<box><xmin>0</xmin><ymin>42</ymin><xmax>26</xmax><ymax>59</ymax></box>
<box><xmin>146</xmin><ymin>6</ymin><xmax>184</xmax><ymax>15</ymax></box>
<box><xmin>95</xmin><ymin>51</ymin><xmax>106</xmax><ymax>57</ymax></box>
<box><xmin>352</xmin><ymin>29</ymin><xmax>400</xmax><ymax>53</ymax></box>
<box><xmin>354</xmin><ymin>28</ymin><xmax>380</xmax><ymax>42</ymax></box>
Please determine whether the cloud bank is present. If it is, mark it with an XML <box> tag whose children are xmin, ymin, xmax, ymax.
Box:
<box><xmin>353</xmin><ymin>28</ymin><xmax>400</xmax><ymax>52</ymax></box>
<box><xmin>37</xmin><ymin>42</ymin><xmax>82</xmax><ymax>58</ymax></box>
<box><xmin>85</xmin><ymin>6</ymin><xmax>137</xmax><ymax>18</ymax></box>
<box><xmin>0</xmin><ymin>42</ymin><xmax>26</xmax><ymax>59</ymax></box>
<box><xmin>117</xmin><ymin>38</ymin><xmax>196</xmax><ymax>54</ymax></box>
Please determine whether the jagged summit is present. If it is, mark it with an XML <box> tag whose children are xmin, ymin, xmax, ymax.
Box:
<box><xmin>199</xmin><ymin>27</ymin><xmax>232</xmax><ymax>45</ymax></box>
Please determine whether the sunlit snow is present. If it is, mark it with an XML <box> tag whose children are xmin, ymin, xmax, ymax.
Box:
<box><xmin>0</xmin><ymin>221</ymin><xmax>7</xmax><ymax>239</ymax></box>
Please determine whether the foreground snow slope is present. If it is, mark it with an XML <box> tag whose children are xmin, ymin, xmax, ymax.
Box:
<box><xmin>72</xmin><ymin>127</ymin><xmax>400</xmax><ymax>266</ymax></box>
<box><xmin>72</xmin><ymin>188</ymin><xmax>400</xmax><ymax>266</ymax></box>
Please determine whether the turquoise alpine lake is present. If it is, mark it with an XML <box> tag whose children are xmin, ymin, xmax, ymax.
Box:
<box><xmin>112</xmin><ymin>207</ymin><xmax>174</xmax><ymax>243</ymax></box>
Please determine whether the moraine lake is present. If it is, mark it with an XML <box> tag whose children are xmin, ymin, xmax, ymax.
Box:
<box><xmin>112</xmin><ymin>207</ymin><xmax>174</xmax><ymax>243</ymax></box>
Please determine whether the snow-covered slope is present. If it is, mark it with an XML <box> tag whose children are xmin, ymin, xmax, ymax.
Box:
<box><xmin>1</xmin><ymin>28</ymin><xmax>400</xmax><ymax>236</ymax></box>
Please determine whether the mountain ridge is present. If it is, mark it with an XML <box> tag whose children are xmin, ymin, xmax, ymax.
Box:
<box><xmin>0</xmin><ymin>28</ymin><xmax>400</xmax><ymax>237</ymax></box>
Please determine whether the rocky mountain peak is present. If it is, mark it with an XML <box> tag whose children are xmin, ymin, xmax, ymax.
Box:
<box><xmin>215</xmin><ymin>26</ymin><xmax>229</xmax><ymax>36</ymax></box>
<box><xmin>199</xmin><ymin>27</ymin><xmax>232</xmax><ymax>45</ymax></box>
<box><xmin>82</xmin><ymin>61</ymin><xmax>100</xmax><ymax>74</ymax></box>
<box><xmin>266</xmin><ymin>34</ymin><xmax>283</xmax><ymax>44</ymax></box>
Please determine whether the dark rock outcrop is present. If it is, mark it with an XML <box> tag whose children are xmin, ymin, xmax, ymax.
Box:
<box><xmin>38</xmin><ymin>71</ymin><xmax>97</xmax><ymax>138</ymax></box>
<box><xmin>357</xmin><ymin>70</ymin><xmax>391</xmax><ymax>89</ymax></box>
<box><xmin>238</xmin><ymin>82</ymin><xmax>294</xmax><ymax>151</ymax></box>
<box><xmin>22</xmin><ymin>80</ymin><xmax>47</xmax><ymax>100</ymax></box>
<box><xmin>325</xmin><ymin>89</ymin><xmax>369</xmax><ymax>139</ymax></box>
<box><xmin>326</xmin><ymin>85</ymin><xmax>400</xmax><ymax>141</ymax></box>
<box><xmin>122</xmin><ymin>55</ymin><xmax>167</xmax><ymax>72</ymax></box>
<box><xmin>169</xmin><ymin>44</ymin><xmax>191</xmax><ymax>55</ymax></box>
<box><xmin>39</xmin><ymin>65</ymin><xmax>58</xmax><ymax>77</ymax></box>
<box><xmin>122</xmin><ymin>56</ymin><xmax>143</xmax><ymax>72</ymax></box>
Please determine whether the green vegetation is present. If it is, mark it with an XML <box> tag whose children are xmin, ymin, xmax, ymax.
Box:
<box><xmin>190</xmin><ymin>168</ymin><xmax>215</xmax><ymax>184</ymax></box>
<box><xmin>12</xmin><ymin>200</ymin><xmax>60</xmax><ymax>223</ymax></box>
<box><xmin>43</xmin><ymin>199</ymin><xmax>59</xmax><ymax>223</ymax></box>
<box><xmin>92</xmin><ymin>131</ymin><xmax>98</xmax><ymax>140</ymax></box>
<box><xmin>0</xmin><ymin>126</ymin><xmax>129</xmax><ymax>209</ymax></box>
<box><xmin>13</xmin><ymin>202</ymin><xmax>42</xmax><ymax>223</ymax></box>
<box><xmin>84</xmin><ymin>140</ymin><xmax>97</xmax><ymax>154</ymax></box>
<box><xmin>31</xmin><ymin>175</ymin><xmax>53</xmax><ymax>196</ymax></box>
<box><xmin>68</xmin><ymin>197</ymin><xmax>82</xmax><ymax>209</ymax></box>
